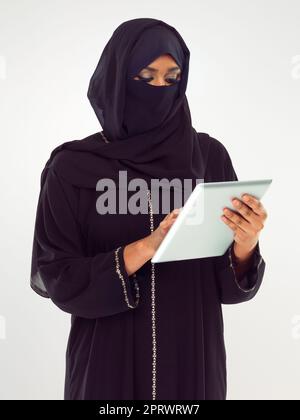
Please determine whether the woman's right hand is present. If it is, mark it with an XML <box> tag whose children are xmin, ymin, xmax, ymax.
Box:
<box><xmin>143</xmin><ymin>208</ymin><xmax>181</xmax><ymax>259</ymax></box>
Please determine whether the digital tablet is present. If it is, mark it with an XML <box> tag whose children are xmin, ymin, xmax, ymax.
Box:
<box><xmin>151</xmin><ymin>179</ymin><xmax>272</xmax><ymax>263</ymax></box>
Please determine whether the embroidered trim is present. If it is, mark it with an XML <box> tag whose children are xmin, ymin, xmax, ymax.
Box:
<box><xmin>100</xmin><ymin>131</ymin><xmax>110</xmax><ymax>143</ymax></box>
<box><xmin>147</xmin><ymin>189</ymin><xmax>157</xmax><ymax>400</ymax></box>
<box><xmin>114</xmin><ymin>246</ymin><xmax>140</xmax><ymax>308</ymax></box>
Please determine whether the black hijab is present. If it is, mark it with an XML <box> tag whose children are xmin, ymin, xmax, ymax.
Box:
<box><xmin>41</xmin><ymin>18</ymin><xmax>209</xmax><ymax>189</ymax></box>
<box><xmin>101</xmin><ymin>23</ymin><xmax>184</xmax><ymax>138</ymax></box>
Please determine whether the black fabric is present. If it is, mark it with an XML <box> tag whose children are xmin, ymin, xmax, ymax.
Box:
<box><xmin>123</xmin><ymin>24</ymin><xmax>183</xmax><ymax>136</ymax></box>
<box><xmin>30</xmin><ymin>17</ymin><xmax>266</xmax><ymax>400</ymax></box>
<box><xmin>41</xmin><ymin>18</ymin><xmax>205</xmax><ymax>188</ymax></box>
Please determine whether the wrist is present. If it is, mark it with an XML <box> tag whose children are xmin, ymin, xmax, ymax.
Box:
<box><xmin>232</xmin><ymin>242</ymin><xmax>256</xmax><ymax>265</ymax></box>
<box><xmin>139</xmin><ymin>236</ymin><xmax>155</xmax><ymax>261</ymax></box>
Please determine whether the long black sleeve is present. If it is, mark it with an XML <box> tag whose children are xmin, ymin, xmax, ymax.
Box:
<box><xmin>30</xmin><ymin>166</ymin><xmax>139</xmax><ymax>319</ymax></box>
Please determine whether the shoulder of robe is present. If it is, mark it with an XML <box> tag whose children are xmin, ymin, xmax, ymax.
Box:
<box><xmin>47</xmin><ymin>132</ymin><xmax>98</xmax><ymax>172</ymax></box>
<box><xmin>41</xmin><ymin>132</ymin><xmax>105</xmax><ymax>189</ymax></box>
<box><xmin>197</xmin><ymin>132</ymin><xmax>235</xmax><ymax>182</ymax></box>
<box><xmin>199</xmin><ymin>133</ymin><xmax>230</xmax><ymax>160</ymax></box>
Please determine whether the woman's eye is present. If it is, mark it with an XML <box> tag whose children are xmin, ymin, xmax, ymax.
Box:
<box><xmin>135</xmin><ymin>75</ymin><xmax>181</xmax><ymax>84</ymax></box>
<box><xmin>165</xmin><ymin>77</ymin><xmax>180</xmax><ymax>84</ymax></box>
<box><xmin>137</xmin><ymin>75</ymin><xmax>153</xmax><ymax>82</ymax></box>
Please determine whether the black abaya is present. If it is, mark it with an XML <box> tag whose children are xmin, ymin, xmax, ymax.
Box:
<box><xmin>30</xmin><ymin>18</ymin><xmax>266</xmax><ymax>400</ymax></box>
<box><xmin>30</xmin><ymin>131</ymin><xmax>265</xmax><ymax>400</ymax></box>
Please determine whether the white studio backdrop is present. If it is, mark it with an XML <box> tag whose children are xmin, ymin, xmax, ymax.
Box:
<box><xmin>0</xmin><ymin>0</ymin><xmax>299</xmax><ymax>400</ymax></box>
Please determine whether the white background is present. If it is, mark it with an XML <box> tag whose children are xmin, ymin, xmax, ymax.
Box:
<box><xmin>0</xmin><ymin>0</ymin><xmax>299</xmax><ymax>400</ymax></box>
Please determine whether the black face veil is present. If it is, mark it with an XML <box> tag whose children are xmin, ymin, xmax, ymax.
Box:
<box><xmin>123</xmin><ymin>25</ymin><xmax>185</xmax><ymax>137</ymax></box>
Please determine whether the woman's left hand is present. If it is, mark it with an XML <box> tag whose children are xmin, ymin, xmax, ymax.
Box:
<box><xmin>221</xmin><ymin>193</ymin><xmax>268</xmax><ymax>261</ymax></box>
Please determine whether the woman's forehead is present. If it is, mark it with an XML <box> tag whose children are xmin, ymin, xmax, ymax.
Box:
<box><xmin>144</xmin><ymin>53</ymin><xmax>181</xmax><ymax>69</ymax></box>
<box><xmin>127</xmin><ymin>26</ymin><xmax>185</xmax><ymax>77</ymax></box>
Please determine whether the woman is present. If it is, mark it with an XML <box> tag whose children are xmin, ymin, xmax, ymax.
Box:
<box><xmin>30</xmin><ymin>18</ymin><xmax>268</xmax><ymax>400</ymax></box>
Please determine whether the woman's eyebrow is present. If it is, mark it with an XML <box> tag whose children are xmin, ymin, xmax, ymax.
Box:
<box><xmin>143</xmin><ymin>66</ymin><xmax>181</xmax><ymax>72</ymax></box>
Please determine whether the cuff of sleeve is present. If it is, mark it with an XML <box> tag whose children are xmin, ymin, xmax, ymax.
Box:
<box><xmin>114</xmin><ymin>245</ymin><xmax>140</xmax><ymax>309</ymax></box>
<box><xmin>227</xmin><ymin>240</ymin><xmax>263</xmax><ymax>292</ymax></box>
<box><xmin>214</xmin><ymin>240</ymin><xmax>265</xmax><ymax>304</ymax></box>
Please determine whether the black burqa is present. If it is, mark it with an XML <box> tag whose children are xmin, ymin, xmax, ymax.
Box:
<box><xmin>30</xmin><ymin>18</ymin><xmax>266</xmax><ymax>400</ymax></box>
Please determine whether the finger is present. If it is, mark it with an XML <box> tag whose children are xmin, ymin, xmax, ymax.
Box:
<box><xmin>168</xmin><ymin>210</ymin><xmax>180</xmax><ymax>223</ymax></box>
<box><xmin>241</xmin><ymin>194</ymin><xmax>268</xmax><ymax>219</ymax></box>
<box><xmin>221</xmin><ymin>213</ymin><xmax>245</xmax><ymax>233</ymax></box>
<box><xmin>222</xmin><ymin>208</ymin><xmax>252</xmax><ymax>234</ymax></box>
<box><xmin>165</xmin><ymin>208</ymin><xmax>179</xmax><ymax>219</ymax></box>
<box><xmin>231</xmin><ymin>198</ymin><xmax>263</xmax><ymax>230</ymax></box>
<box><xmin>164</xmin><ymin>212</ymin><xmax>172</xmax><ymax>221</ymax></box>
<box><xmin>164</xmin><ymin>217</ymin><xmax>178</xmax><ymax>232</ymax></box>
<box><xmin>172</xmin><ymin>208</ymin><xmax>180</xmax><ymax>216</ymax></box>
<box><xmin>163</xmin><ymin>209</ymin><xmax>179</xmax><ymax>226</ymax></box>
